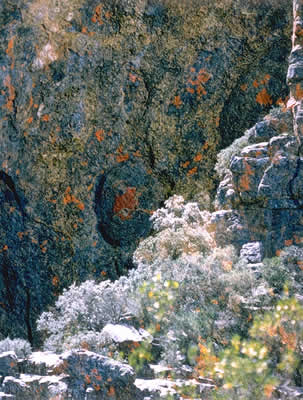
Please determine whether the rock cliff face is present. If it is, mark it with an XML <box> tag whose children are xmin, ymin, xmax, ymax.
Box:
<box><xmin>210</xmin><ymin>0</ymin><xmax>303</xmax><ymax>262</ymax></box>
<box><xmin>0</xmin><ymin>0</ymin><xmax>291</xmax><ymax>343</ymax></box>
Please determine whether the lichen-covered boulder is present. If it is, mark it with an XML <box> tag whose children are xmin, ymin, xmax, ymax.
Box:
<box><xmin>0</xmin><ymin>352</ymin><xmax>18</xmax><ymax>378</ymax></box>
<box><xmin>54</xmin><ymin>350</ymin><xmax>138</xmax><ymax>399</ymax></box>
<box><xmin>0</xmin><ymin>0</ymin><xmax>292</xmax><ymax>343</ymax></box>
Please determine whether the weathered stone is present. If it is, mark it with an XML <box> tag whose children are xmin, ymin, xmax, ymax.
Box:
<box><xmin>101</xmin><ymin>324</ymin><xmax>150</xmax><ymax>345</ymax></box>
<box><xmin>2</xmin><ymin>374</ymin><xmax>68</xmax><ymax>400</ymax></box>
<box><xmin>0</xmin><ymin>392</ymin><xmax>15</xmax><ymax>399</ymax></box>
<box><xmin>0</xmin><ymin>353</ymin><xmax>18</xmax><ymax>378</ymax></box>
<box><xmin>247</xmin><ymin>120</ymin><xmax>277</xmax><ymax>144</ymax></box>
<box><xmin>240</xmin><ymin>242</ymin><xmax>264</xmax><ymax>264</ymax></box>
<box><xmin>230</xmin><ymin>156</ymin><xmax>270</xmax><ymax>203</ymax></box>
<box><xmin>21</xmin><ymin>352</ymin><xmax>61</xmax><ymax>376</ymax></box>
<box><xmin>54</xmin><ymin>350</ymin><xmax>137</xmax><ymax>399</ymax></box>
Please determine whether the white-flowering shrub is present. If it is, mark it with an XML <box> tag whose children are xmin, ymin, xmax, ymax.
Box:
<box><xmin>0</xmin><ymin>338</ymin><xmax>32</xmax><ymax>358</ymax></box>
<box><xmin>37</xmin><ymin>279</ymin><xmax>138</xmax><ymax>352</ymax></box>
<box><xmin>134</xmin><ymin>195</ymin><xmax>214</xmax><ymax>265</ymax></box>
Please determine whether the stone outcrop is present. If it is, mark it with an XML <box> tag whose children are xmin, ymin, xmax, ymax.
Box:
<box><xmin>209</xmin><ymin>0</ymin><xmax>303</xmax><ymax>261</ymax></box>
<box><xmin>0</xmin><ymin>0</ymin><xmax>292</xmax><ymax>343</ymax></box>
<box><xmin>0</xmin><ymin>350</ymin><xmax>139</xmax><ymax>399</ymax></box>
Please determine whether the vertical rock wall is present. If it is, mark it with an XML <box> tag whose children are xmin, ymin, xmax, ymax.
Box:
<box><xmin>288</xmin><ymin>0</ymin><xmax>303</xmax><ymax>144</ymax></box>
<box><xmin>211</xmin><ymin>0</ymin><xmax>303</xmax><ymax>261</ymax></box>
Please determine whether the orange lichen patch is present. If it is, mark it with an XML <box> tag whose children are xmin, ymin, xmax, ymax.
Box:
<box><xmin>27</xmin><ymin>116</ymin><xmax>33</xmax><ymax>124</ymax></box>
<box><xmin>202</xmin><ymin>141</ymin><xmax>209</xmax><ymax>150</ymax></box>
<box><xmin>276</xmin><ymin>249</ymin><xmax>282</xmax><ymax>257</ymax></box>
<box><xmin>9</xmin><ymin>207</ymin><xmax>15</xmax><ymax>213</ymax></box>
<box><xmin>116</xmin><ymin>153</ymin><xmax>129</xmax><ymax>163</ymax></box>
<box><xmin>181</xmin><ymin>161</ymin><xmax>190</xmax><ymax>168</ymax></box>
<box><xmin>3</xmin><ymin>75</ymin><xmax>16</xmax><ymax>112</ymax></box>
<box><xmin>6</xmin><ymin>37</ymin><xmax>14</xmax><ymax>57</ymax></box>
<box><xmin>295</xmin><ymin>83</ymin><xmax>303</xmax><ymax>100</ymax></box>
<box><xmin>101</xmin><ymin>270</ymin><xmax>107</xmax><ymax>276</ymax></box>
<box><xmin>91</xmin><ymin>4</ymin><xmax>103</xmax><ymax>25</ymax></box>
<box><xmin>194</xmin><ymin>153</ymin><xmax>202</xmax><ymax>162</ymax></box>
<box><xmin>17</xmin><ymin>232</ymin><xmax>24</xmax><ymax>240</ymax></box>
<box><xmin>197</xmin><ymin>68</ymin><xmax>211</xmax><ymax>84</ymax></box>
<box><xmin>29</xmin><ymin>96</ymin><xmax>33</xmax><ymax>108</ymax></box>
<box><xmin>196</xmin><ymin>84</ymin><xmax>207</xmax><ymax>97</ymax></box>
<box><xmin>107</xmin><ymin>387</ymin><xmax>115</xmax><ymax>396</ymax></box>
<box><xmin>262</xmin><ymin>74</ymin><xmax>271</xmax><ymax>84</ymax></box>
<box><xmin>239</xmin><ymin>160</ymin><xmax>253</xmax><ymax>191</ymax></box>
<box><xmin>186</xmin><ymin>87</ymin><xmax>195</xmax><ymax>94</ymax></box>
<box><xmin>113</xmin><ymin>187</ymin><xmax>139</xmax><ymax>220</ymax></box>
<box><xmin>297</xmin><ymin>260</ymin><xmax>303</xmax><ymax>270</ymax></box>
<box><xmin>105</xmin><ymin>11</ymin><xmax>112</xmax><ymax>19</ymax></box>
<box><xmin>63</xmin><ymin>187</ymin><xmax>85</xmax><ymax>210</ymax></box>
<box><xmin>93</xmin><ymin>384</ymin><xmax>101</xmax><ymax>391</ymax></box>
<box><xmin>6</xmin><ymin>37</ymin><xmax>15</xmax><ymax>70</ymax></box>
<box><xmin>84</xmin><ymin>375</ymin><xmax>91</xmax><ymax>384</ymax></box>
<box><xmin>256</xmin><ymin>88</ymin><xmax>273</xmax><ymax>106</ymax></box>
<box><xmin>52</xmin><ymin>276</ymin><xmax>59</xmax><ymax>287</ymax></box>
<box><xmin>34</xmin><ymin>104</ymin><xmax>39</xmax><ymax>109</ymax></box>
<box><xmin>41</xmin><ymin>247</ymin><xmax>47</xmax><ymax>254</ymax></box>
<box><xmin>81</xmin><ymin>26</ymin><xmax>88</xmax><ymax>34</ymax></box>
<box><xmin>63</xmin><ymin>186</ymin><xmax>72</xmax><ymax>205</ymax></box>
<box><xmin>3</xmin><ymin>245</ymin><xmax>8</xmax><ymax>251</ymax></box>
<box><xmin>187</xmin><ymin>167</ymin><xmax>197</xmax><ymax>176</ymax></box>
<box><xmin>77</xmin><ymin>202</ymin><xmax>85</xmax><ymax>211</ymax></box>
<box><xmin>129</xmin><ymin>73</ymin><xmax>137</xmax><ymax>83</ymax></box>
<box><xmin>284</xmin><ymin>239</ymin><xmax>293</xmax><ymax>246</ymax></box>
<box><xmin>215</xmin><ymin>116</ymin><xmax>220</xmax><ymax>127</ymax></box>
<box><xmin>87</xmin><ymin>184</ymin><xmax>93</xmax><ymax>191</ymax></box>
<box><xmin>240</xmin><ymin>83</ymin><xmax>248</xmax><ymax>91</ymax></box>
<box><xmin>41</xmin><ymin>114</ymin><xmax>50</xmax><ymax>122</ymax></box>
<box><xmin>173</xmin><ymin>95</ymin><xmax>182</xmax><ymax>108</ymax></box>
<box><xmin>95</xmin><ymin>129</ymin><xmax>105</xmax><ymax>142</ymax></box>
<box><xmin>294</xmin><ymin>235</ymin><xmax>303</xmax><ymax>244</ymax></box>
<box><xmin>253</xmin><ymin>79</ymin><xmax>259</xmax><ymax>88</ymax></box>
<box><xmin>133</xmin><ymin>150</ymin><xmax>142</xmax><ymax>157</ymax></box>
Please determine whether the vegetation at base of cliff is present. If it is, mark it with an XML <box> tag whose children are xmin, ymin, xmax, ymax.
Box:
<box><xmin>35</xmin><ymin>195</ymin><xmax>303</xmax><ymax>399</ymax></box>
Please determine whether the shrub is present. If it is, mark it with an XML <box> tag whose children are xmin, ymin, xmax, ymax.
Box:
<box><xmin>37</xmin><ymin>279</ymin><xmax>137</xmax><ymax>352</ymax></box>
<box><xmin>0</xmin><ymin>337</ymin><xmax>32</xmax><ymax>358</ymax></box>
<box><xmin>214</xmin><ymin>296</ymin><xmax>303</xmax><ymax>399</ymax></box>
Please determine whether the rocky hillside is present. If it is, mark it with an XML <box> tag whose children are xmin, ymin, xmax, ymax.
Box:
<box><xmin>0</xmin><ymin>0</ymin><xmax>292</xmax><ymax>344</ymax></box>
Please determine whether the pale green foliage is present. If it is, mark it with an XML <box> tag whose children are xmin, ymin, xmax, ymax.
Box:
<box><xmin>214</xmin><ymin>297</ymin><xmax>303</xmax><ymax>400</ymax></box>
<box><xmin>0</xmin><ymin>337</ymin><xmax>32</xmax><ymax>358</ymax></box>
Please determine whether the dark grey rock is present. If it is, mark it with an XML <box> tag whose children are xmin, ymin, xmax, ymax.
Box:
<box><xmin>56</xmin><ymin>350</ymin><xmax>137</xmax><ymax>400</ymax></box>
<box><xmin>0</xmin><ymin>353</ymin><xmax>18</xmax><ymax>378</ymax></box>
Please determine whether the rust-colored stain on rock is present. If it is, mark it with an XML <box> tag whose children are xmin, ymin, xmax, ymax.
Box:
<box><xmin>113</xmin><ymin>187</ymin><xmax>139</xmax><ymax>220</ymax></box>
<box><xmin>256</xmin><ymin>88</ymin><xmax>273</xmax><ymax>106</ymax></box>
